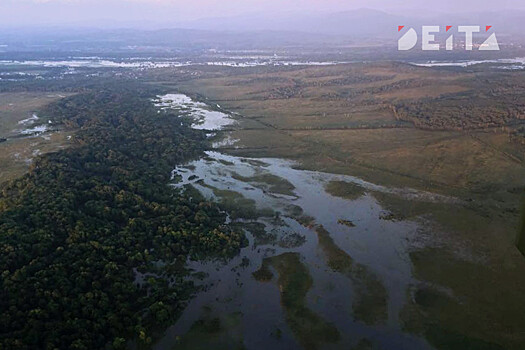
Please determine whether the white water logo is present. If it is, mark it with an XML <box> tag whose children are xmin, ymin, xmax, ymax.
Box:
<box><xmin>398</xmin><ymin>25</ymin><xmax>499</xmax><ymax>51</ymax></box>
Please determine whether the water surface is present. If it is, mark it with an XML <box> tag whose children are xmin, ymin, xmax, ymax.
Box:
<box><xmin>152</xmin><ymin>94</ymin><xmax>442</xmax><ymax>349</ymax></box>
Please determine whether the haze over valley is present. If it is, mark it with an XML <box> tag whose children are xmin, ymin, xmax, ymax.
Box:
<box><xmin>1</xmin><ymin>1</ymin><xmax>525</xmax><ymax>350</ymax></box>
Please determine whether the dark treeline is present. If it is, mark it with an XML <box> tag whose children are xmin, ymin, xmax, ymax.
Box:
<box><xmin>518</xmin><ymin>197</ymin><xmax>525</xmax><ymax>256</ymax></box>
<box><xmin>0</xmin><ymin>85</ymin><xmax>245</xmax><ymax>349</ymax></box>
<box><xmin>0</xmin><ymin>72</ymin><xmax>137</xmax><ymax>93</ymax></box>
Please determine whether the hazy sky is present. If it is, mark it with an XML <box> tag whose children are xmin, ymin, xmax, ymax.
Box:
<box><xmin>1</xmin><ymin>0</ymin><xmax>524</xmax><ymax>28</ymax></box>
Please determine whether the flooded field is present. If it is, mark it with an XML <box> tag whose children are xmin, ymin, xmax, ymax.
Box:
<box><xmin>0</xmin><ymin>58</ymin><xmax>347</xmax><ymax>70</ymax></box>
<box><xmin>0</xmin><ymin>92</ymin><xmax>73</xmax><ymax>183</ymax></box>
<box><xmin>149</xmin><ymin>94</ymin><xmax>458</xmax><ymax>349</ymax></box>
<box><xmin>410</xmin><ymin>57</ymin><xmax>525</xmax><ymax>68</ymax></box>
<box><xmin>153</xmin><ymin>94</ymin><xmax>237</xmax><ymax>130</ymax></box>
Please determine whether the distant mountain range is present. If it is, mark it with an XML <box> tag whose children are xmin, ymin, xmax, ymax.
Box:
<box><xmin>1</xmin><ymin>8</ymin><xmax>524</xmax><ymax>54</ymax></box>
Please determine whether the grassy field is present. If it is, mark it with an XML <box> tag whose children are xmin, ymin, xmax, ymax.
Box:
<box><xmin>0</xmin><ymin>92</ymin><xmax>74</xmax><ymax>183</ymax></box>
<box><xmin>0</xmin><ymin>92</ymin><xmax>69</xmax><ymax>137</ymax></box>
<box><xmin>157</xmin><ymin>62</ymin><xmax>524</xmax><ymax>216</ymax></box>
<box><xmin>146</xmin><ymin>62</ymin><xmax>525</xmax><ymax>349</ymax></box>
<box><xmin>153</xmin><ymin>63</ymin><xmax>522</xmax><ymax>193</ymax></box>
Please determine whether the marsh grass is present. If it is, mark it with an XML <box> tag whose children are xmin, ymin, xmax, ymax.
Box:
<box><xmin>253</xmin><ymin>252</ymin><xmax>340</xmax><ymax>350</ymax></box>
<box><xmin>325</xmin><ymin>181</ymin><xmax>366</xmax><ymax>201</ymax></box>
<box><xmin>231</xmin><ymin>172</ymin><xmax>296</xmax><ymax>196</ymax></box>
<box><xmin>315</xmin><ymin>226</ymin><xmax>388</xmax><ymax>325</ymax></box>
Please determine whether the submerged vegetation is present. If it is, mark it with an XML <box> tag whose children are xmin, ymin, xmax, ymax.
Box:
<box><xmin>172</xmin><ymin>312</ymin><xmax>245</xmax><ymax>350</ymax></box>
<box><xmin>337</xmin><ymin>219</ymin><xmax>356</xmax><ymax>227</ymax></box>
<box><xmin>253</xmin><ymin>253</ymin><xmax>340</xmax><ymax>350</ymax></box>
<box><xmin>315</xmin><ymin>227</ymin><xmax>388</xmax><ymax>325</ymax></box>
<box><xmin>325</xmin><ymin>181</ymin><xmax>366</xmax><ymax>201</ymax></box>
<box><xmin>206</xmin><ymin>186</ymin><xmax>275</xmax><ymax>220</ymax></box>
<box><xmin>0</xmin><ymin>86</ymin><xmax>245</xmax><ymax>349</ymax></box>
<box><xmin>231</xmin><ymin>172</ymin><xmax>296</xmax><ymax>197</ymax></box>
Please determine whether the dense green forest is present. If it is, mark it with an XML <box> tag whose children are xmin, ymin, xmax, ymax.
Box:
<box><xmin>0</xmin><ymin>85</ymin><xmax>245</xmax><ymax>349</ymax></box>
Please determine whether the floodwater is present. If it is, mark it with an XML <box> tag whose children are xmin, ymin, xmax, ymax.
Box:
<box><xmin>411</xmin><ymin>57</ymin><xmax>525</xmax><ymax>68</ymax></box>
<box><xmin>12</xmin><ymin>114</ymin><xmax>52</xmax><ymax>137</ymax></box>
<box><xmin>0</xmin><ymin>58</ymin><xmax>347</xmax><ymax>70</ymax></box>
<box><xmin>17</xmin><ymin>113</ymin><xmax>39</xmax><ymax>126</ymax></box>
<box><xmin>18</xmin><ymin>124</ymin><xmax>48</xmax><ymax>135</ymax></box>
<box><xmin>152</xmin><ymin>94</ymin><xmax>441</xmax><ymax>349</ymax></box>
<box><xmin>153</xmin><ymin>94</ymin><xmax>237</xmax><ymax>130</ymax></box>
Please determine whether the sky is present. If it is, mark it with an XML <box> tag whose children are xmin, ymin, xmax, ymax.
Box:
<box><xmin>1</xmin><ymin>0</ymin><xmax>524</xmax><ymax>28</ymax></box>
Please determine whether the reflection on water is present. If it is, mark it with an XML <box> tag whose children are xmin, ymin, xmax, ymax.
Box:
<box><xmin>150</xmin><ymin>93</ymin><xmax>441</xmax><ymax>349</ymax></box>
<box><xmin>153</xmin><ymin>150</ymin><xmax>437</xmax><ymax>349</ymax></box>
